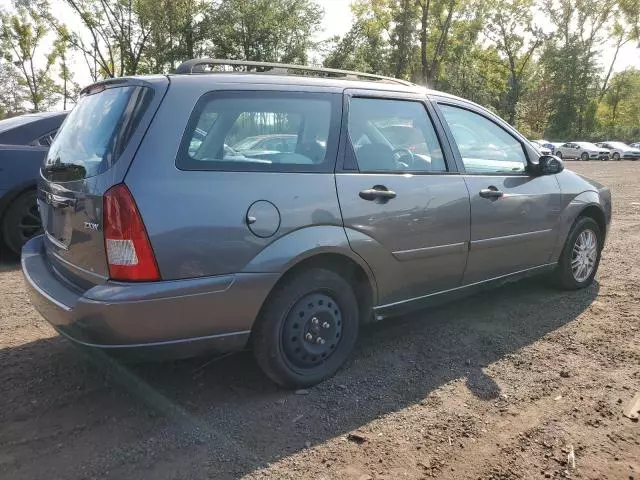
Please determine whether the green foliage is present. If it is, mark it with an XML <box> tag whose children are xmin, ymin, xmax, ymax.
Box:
<box><xmin>0</xmin><ymin>6</ymin><xmax>59</xmax><ymax>112</ymax></box>
<box><xmin>204</xmin><ymin>0</ymin><xmax>324</xmax><ymax>63</ymax></box>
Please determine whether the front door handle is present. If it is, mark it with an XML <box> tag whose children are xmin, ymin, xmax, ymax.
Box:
<box><xmin>479</xmin><ymin>187</ymin><xmax>503</xmax><ymax>199</ymax></box>
<box><xmin>359</xmin><ymin>187</ymin><xmax>397</xmax><ymax>201</ymax></box>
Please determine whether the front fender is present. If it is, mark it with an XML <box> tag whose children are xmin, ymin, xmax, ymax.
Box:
<box><xmin>241</xmin><ymin>225</ymin><xmax>378</xmax><ymax>303</ymax></box>
<box><xmin>549</xmin><ymin>190</ymin><xmax>605</xmax><ymax>262</ymax></box>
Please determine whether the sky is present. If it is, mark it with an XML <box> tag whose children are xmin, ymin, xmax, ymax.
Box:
<box><xmin>0</xmin><ymin>0</ymin><xmax>638</xmax><ymax>89</ymax></box>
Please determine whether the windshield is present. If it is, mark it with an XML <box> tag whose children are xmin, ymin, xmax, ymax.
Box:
<box><xmin>576</xmin><ymin>142</ymin><xmax>600</xmax><ymax>150</ymax></box>
<box><xmin>607</xmin><ymin>141</ymin><xmax>630</xmax><ymax>149</ymax></box>
<box><xmin>42</xmin><ymin>85</ymin><xmax>153</xmax><ymax>182</ymax></box>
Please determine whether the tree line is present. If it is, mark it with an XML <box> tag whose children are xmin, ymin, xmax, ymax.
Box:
<box><xmin>0</xmin><ymin>0</ymin><xmax>638</xmax><ymax>142</ymax></box>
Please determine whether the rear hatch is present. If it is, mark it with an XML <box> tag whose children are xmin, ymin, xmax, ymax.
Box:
<box><xmin>39</xmin><ymin>77</ymin><xmax>167</xmax><ymax>290</ymax></box>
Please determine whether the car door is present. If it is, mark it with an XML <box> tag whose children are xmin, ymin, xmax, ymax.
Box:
<box><xmin>558</xmin><ymin>143</ymin><xmax>573</xmax><ymax>159</ymax></box>
<box><xmin>335</xmin><ymin>91</ymin><xmax>471</xmax><ymax>307</ymax></box>
<box><xmin>433</xmin><ymin>99</ymin><xmax>562</xmax><ymax>285</ymax></box>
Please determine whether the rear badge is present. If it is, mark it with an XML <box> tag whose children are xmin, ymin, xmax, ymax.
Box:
<box><xmin>84</xmin><ymin>222</ymin><xmax>99</xmax><ymax>231</ymax></box>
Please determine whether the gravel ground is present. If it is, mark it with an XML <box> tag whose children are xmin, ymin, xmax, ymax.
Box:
<box><xmin>0</xmin><ymin>162</ymin><xmax>638</xmax><ymax>480</ymax></box>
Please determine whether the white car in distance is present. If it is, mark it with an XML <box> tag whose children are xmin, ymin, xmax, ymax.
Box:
<box><xmin>555</xmin><ymin>142</ymin><xmax>611</xmax><ymax>161</ymax></box>
<box><xmin>595</xmin><ymin>141</ymin><xmax>640</xmax><ymax>161</ymax></box>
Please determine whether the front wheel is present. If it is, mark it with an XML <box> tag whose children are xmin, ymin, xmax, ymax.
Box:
<box><xmin>252</xmin><ymin>268</ymin><xmax>359</xmax><ymax>388</ymax></box>
<box><xmin>551</xmin><ymin>217</ymin><xmax>602</xmax><ymax>290</ymax></box>
<box><xmin>581</xmin><ymin>152</ymin><xmax>589</xmax><ymax>161</ymax></box>
<box><xmin>556</xmin><ymin>150</ymin><xmax>563</xmax><ymax>159</ymax></box>
<box><xmin>612</xmin><ymin>152</ymin><xmax>621</xmax><ymax>161</ymax></box>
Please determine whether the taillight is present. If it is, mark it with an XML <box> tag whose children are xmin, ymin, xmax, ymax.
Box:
<box><xmin>103</xmin><ymin>184</ymin><xmax>160</xmax><ymax>281</ymax></box>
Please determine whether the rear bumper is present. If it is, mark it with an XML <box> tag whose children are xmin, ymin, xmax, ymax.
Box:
<box><xmin>22</xmin><ymin>235</ymin><xmax>278</xmax><ymax>358</ymax></box>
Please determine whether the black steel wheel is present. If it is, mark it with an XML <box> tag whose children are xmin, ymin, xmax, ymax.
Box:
<box><xmin>253</xmin><ymin>268</ymin><xmax>359</xmax><ymax>388</ymax></box>
<box><xmin>1</xmin><ymin>190</ymin><xmax>42</xmax><ymax>255</ymax></box>
<box><xmin>282</xmin><ymin>292</ymin><xmax>344</xmax><ymax>369</ymax></box>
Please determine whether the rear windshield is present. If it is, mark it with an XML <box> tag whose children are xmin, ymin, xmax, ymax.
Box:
<box><xmin>42</xmin><ymin>85</ymin><xmax>153</xmax><ymax>182</ymax></box>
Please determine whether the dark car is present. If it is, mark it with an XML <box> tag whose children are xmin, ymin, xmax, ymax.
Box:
<box><xmin>22</xmin><ymin>59</ymin><xmax>611</xmax><ymax>388</ymax></box>
<box><xmin>0</xmin><ymin>111</ymin><xmax>68</xmax><ymax>254</ymax></box>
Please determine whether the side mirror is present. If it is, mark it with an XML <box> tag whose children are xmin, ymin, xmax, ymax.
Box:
<box><xmin>538</xmin><ymin>155</ymin><xmax>564</xmax><ymax>175</ymax></box>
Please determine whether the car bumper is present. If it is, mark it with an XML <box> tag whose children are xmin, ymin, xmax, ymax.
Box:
<box><xmin>21</xmin><ymin>235</ymin><xmax>278</xmax><ymax>359</ymax></box>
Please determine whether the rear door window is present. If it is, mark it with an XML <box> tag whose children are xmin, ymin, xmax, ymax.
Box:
<box><xmin>177</xmin><ymin>91</ymin><xmax>341</xmax><ymax>172</ymax></box>
<box><xmin>42</xmin><ymin>85</ymin><xmax>153</xmax><ymax>181</ymax></box>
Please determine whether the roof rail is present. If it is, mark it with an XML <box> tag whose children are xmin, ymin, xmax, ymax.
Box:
<box><xmin>174</xmin><ymin>58</ymin><xmax>415</xmax><ymax>87</ymax></box>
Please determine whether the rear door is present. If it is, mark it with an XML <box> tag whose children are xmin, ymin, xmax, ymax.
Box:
<box><xmin>433</xmin><ymin>99</ymin><xmax>562</xmax><ymax>284</ymax></box>
<box><xmin>39</xmin><ymin>78</ymin><xmax>167</xmax><ymax>288</ymax></box>
<box><xmin>335</xmin><ymin>91</ymin><xmax>470</xmax><ymax>307</ymax></box>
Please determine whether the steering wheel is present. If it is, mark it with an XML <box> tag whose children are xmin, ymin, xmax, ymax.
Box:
<box><xmin>392</xmin><ymin>147</ymin><xmax>415</xmax><ymax>170</ymax></box>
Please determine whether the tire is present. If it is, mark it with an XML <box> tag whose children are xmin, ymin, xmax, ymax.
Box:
<box><xmin>1</xmin><ymin>190</ymin><xmax>42</xmax><ymax>256</ymax></box>
<box><xmin>581</xmin><ymin>152</ymin><xmax>589</xmax><ymax>161</ymax></box>
<box><xmin>555</xmin><ymin>150</ymin><xmax>563</xmax><ymax>159</ymax></box>
<box><xmin>551</xmin><ymin>217</ymin><xmax>602</xmax><ymax>290</ymax></box>
<box><xmin>252</xmin><ymin>268</ymin><xmax>359</xmax><ymax>388</ymax></box>
<box><xmin>612</xmin><ymin>152</ymin><xmax>620</xmax><ymax>161</ymax></box>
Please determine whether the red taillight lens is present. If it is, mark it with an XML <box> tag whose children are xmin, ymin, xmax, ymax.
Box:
<box><xmin>103</xmin><ymin>184</ymin><xmax>160</xmax><ymax>281</ymax></box>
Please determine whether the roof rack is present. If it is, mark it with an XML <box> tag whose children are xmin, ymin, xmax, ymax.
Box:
<box><xmin>174</xmin><ymin>58</ymin><xmax>416</xmax><ymax>87</ymax></box>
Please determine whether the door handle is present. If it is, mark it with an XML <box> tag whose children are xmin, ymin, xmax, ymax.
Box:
<box><xmin>359</xmin><ymin>187</ymin><xmax>397</xmax><ymax>201</ymax></box>
<box><xmin>479</xmin><ymin>187</ymin><xmax>503</xmax><ymax>199</ymax></box>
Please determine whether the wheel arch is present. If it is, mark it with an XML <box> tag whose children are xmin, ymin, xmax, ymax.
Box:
<box><xmin>243</xmin><ymin>226</ymin><xmax>379</xmax><ymax>327</ymax></box>
<box><xmin>549</xmin><ymin>193</ymin><xmax>607</xmax><ymax>262</ymax></box>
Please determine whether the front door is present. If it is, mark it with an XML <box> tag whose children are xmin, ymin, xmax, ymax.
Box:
<box><xmin>335</xmin><ymin>93</ymin><xmax>470</xmax><ymax>307</ymax></box>
<box><xmin>435</xmin><ymin>102</ymin><xmax>562</xmax><ymax>285</ymax></box>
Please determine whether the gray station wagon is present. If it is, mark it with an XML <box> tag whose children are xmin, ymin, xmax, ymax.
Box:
<box><xmin>22</xmin><ymin>59</ymin><xmax>612</xmax><ymax>388</ymax></box>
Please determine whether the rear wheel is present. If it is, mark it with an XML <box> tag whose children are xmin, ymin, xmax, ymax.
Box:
<box><xmin>581</xmin><ymin>152</ymin><xmax>589</xmax><ymax>161</ymax></box>
<box><xmin>612</xmin><ymin>152</ymin><xmax>621</xmax><ymax>161</ymax></box>
<box><xmin>551</xmin><ymin>217</ymin><xmax>602</xmax><ymax>290</ymax></box>
<box><xmin>252</xmin><ymin>268</ymin><xmax>359</xmax><ymax>388</ymax></box>
<box><xmin>1</xmin><ymin>190</ymin><xmax>42</xmax><ymax>255</ymax></box>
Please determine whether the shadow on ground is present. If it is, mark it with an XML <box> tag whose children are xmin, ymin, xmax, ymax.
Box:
<box><xmin>0</xmin><ymin>271</ymin><xmax>599</xmax><ymax>480</ymax></box>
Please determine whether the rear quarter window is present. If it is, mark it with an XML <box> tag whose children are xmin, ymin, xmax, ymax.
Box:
<box><xmin>176</xmin><ymin>91</ymin><xmax>341</xmax><ymax>173</ymax></box>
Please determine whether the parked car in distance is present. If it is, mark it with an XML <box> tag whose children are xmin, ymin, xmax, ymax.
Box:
<box><xmin>22</xmin><ymin>59</ymin><xmax>611</xmax><ymax>388</ymax></box>
<box><xmin>530</xmin><ymin>140</ymin><xmax>552</xmax><ymax>156</ymax></box>
<box><xmin>0</xmin><ymin>111</ymin><xmax>68</xmax><ymax>254</ymax></box>
<box><xmin>555</xmin><ymin>142</ymin><xmax>610</xmax><ymax>161</ymax></box>
<box><xmin>533</xmin><ymin>139</ymin><xmax>556</xmax><ymax>154</ymax></box>
<box><xmin>595</xmin><ymin>141</ymin><xmax>640</xmax><ymax>161</ymax></box>
<box><xmin>630</xmin><ymin>142</ymin><xmax>640</xmax><ymax>149</ymax></box>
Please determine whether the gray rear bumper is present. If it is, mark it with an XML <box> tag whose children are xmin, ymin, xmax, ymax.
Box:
<box><xmin>21</xmin><ymin>235</ymin><xmax>278</xmax><ymax>357</ymax></box>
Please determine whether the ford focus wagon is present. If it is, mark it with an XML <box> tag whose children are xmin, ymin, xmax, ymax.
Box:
<box><xmin>22</xmin><ymin>59</ymin><xmax>611</xmax><ymax>388</ymax></box>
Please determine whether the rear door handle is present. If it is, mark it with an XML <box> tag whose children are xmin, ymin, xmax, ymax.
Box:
<box><xmin>479</xmin><ymin>187</ymin><xmax>503</xmax><ymax>199</ymax></box>
<box><xmin>359</xmin><ymin>188</ymin><xmax>397</xmax><ymax>201</ymax></box>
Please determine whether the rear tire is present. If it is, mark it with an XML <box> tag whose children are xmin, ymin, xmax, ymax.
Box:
<box><xmin>612</xmin><ymin>152</ymin><xmax>621</xmax><ymax>161</ymax></box>
<box><xmin>551</xmin><ymin>217</ymin><xmax>602</xmax><ymax>290</ymax></box>
<box><xmin>252</xmin><ymin>268</ymin><xmax>359</xmax><ymax>388</ymax></box>
<box><xmin>1</xmin><ymin>190</ymin><xmax>42</xmax><ymax>256</ymax></box>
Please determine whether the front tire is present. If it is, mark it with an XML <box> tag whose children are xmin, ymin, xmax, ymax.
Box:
<box><xmin>552</xmin><ymin>217</ymin><xmax>602</xmax><ymax>290</ymax></box>
<box><xmin>252</xmin><ymin>268</ymin><xmax>359</xmax><ymax>388</ymax></box>
<box><xmin>1</xmin><ymin>190</ymin><xmax>42</xmax><ymax>256</ymax></box>
<box><xmin>556</xmin><ymin>150</ymin><xmax>563</xmax><ymax>159</ymax></box>
<box><xmin>581</xmin><ymin>152</ymin><xmax>589</xmax><ymax>161</ymax></box>
<box><xmin>612</xmin><ymin>152</ymin><xmax>621</xmax><ymax>161</ymax></box>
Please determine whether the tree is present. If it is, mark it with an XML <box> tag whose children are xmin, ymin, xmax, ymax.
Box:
<box><xmin>486</xmin><ymin>0</ymin><xmax>543</xmax><ymax>124</ymax></box>
<box><xmin>52</xmin><ymin>26</ymin><xmax>80</xmax><ymax>109</ymax></box>
<box><xmin>0</xmin><ymin>61</ymin><xmax>27</xmax><ymax>118</ymax></box>
<box><xmin>204</xmin><ymin>0</ymin><xmax>324</xmax><ymax>64</ymax></box>
<box><xmin>323</xmin><ymin>0</ymin><xmax>393</xmax><ymax>74</ymax></box>
<box><xmin>0</xmin><ymin>7</ymin><xmax>59</xmax><ymax>111</ymax></box>
<box><xmin>138</xmin><ymin>0</ymin><xmax>209</xmax><ymax>73</ymax></box>
<box><xmin>390</xmin><ymin>0</ymin><xmax>417</xmax><ymax>78</ymax></box>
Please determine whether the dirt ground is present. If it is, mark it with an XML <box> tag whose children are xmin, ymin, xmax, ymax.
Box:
<box><xmin>0</xmin><ymin>162</ymin><xmax>638</xmax><ymax>480</ymax></box>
